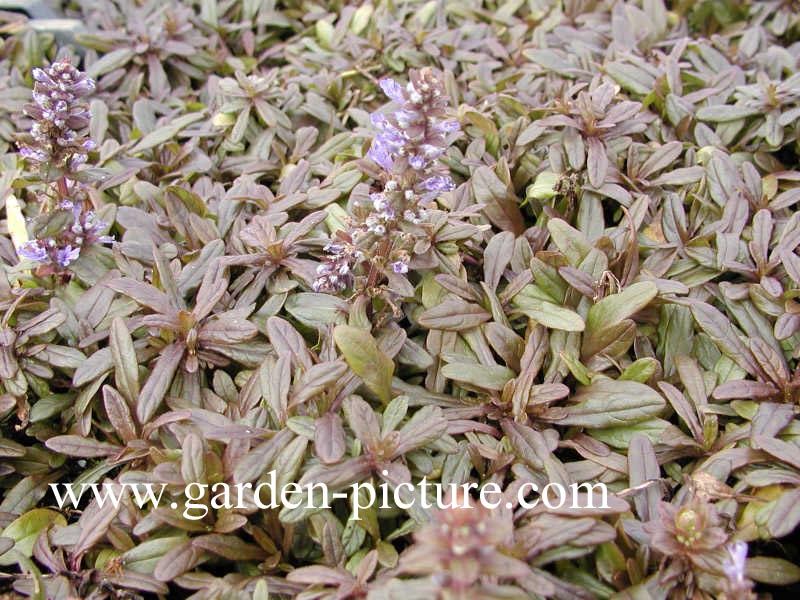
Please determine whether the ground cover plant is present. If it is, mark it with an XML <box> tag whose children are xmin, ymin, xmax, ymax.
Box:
<box><xmin>0</xmin><ymin>0</ymin><xmax>800</xmax><ymax>598</ymax></box>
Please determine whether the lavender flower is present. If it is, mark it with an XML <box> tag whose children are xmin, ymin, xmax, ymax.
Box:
<box><xmin>312</xmin><ymin>240</ymin><xmax>361</xmax><ymax>293</ymax></box>
<box><xmin>723</xmin><ymin>542</ymin><xmax>748</xmax><ymax>587</ymax></box>
<box><xmin>18</xmin><ymin>59</ymin><xmax>95</xmax><ymax>175</ymax></box>
<box><xmin>17</xmin><ymin>244</ymin><xmax>48</xmax><ymax>263</ymax></box>
<box><xmin>17</xmin><ymin>201</ymin><xmax>113</xmax><ymax>272</ymax></box>
<box><xmin>391</xmin><ymin>259</ymin><xmax>409</xmax><ymax>274</ymax></box>
<box><xmin>314</xmin><ymin>68</ymin><xmax>459</xmax><ymax>295</ymax></box>
<box><xmin>721</xmin><ymin>541</ymin><xmax>755</xmax><ymax>600</ymax></box>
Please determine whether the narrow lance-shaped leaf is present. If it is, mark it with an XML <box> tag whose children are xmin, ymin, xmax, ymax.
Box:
<box><xmin>44</xmin><ymin>435</ymin><xmax>122</xmax><ymax>458</ymax></box>
<box><xmin>71</xmin><ymin>484</ymin><xmax>125</xmax><ymax>569</ymax></box>
<box><xmin>657</xmin><ymin>382</ymin><xmax>703</xmax><ymax>443</ymax></box>
<box><xmin>191</xmin><ymin>534</ymin><xmax>266</xmax><ymax>561</ymax></box>
<box><xmin>334</xmin><ymin>326</ymin><xmax>394</xmax><ymax>404</ymax></box>
<box><xmin>472</xmin><ymin>165</ymin><xmax>525</xmax><ymax>235</ymax></box>
<box><xmin>233</xmin><ymin>429</ymin><xmax>295</xmax><ymax>484</ymax></box>
<box><xmin>687</xmin><ymin>301</ymin><xmax>765</xmax><ymax>379</ymax></box>
<box><xmin>315</xmin><ymin>413</ymin><xmax>346</xmax><ymax>465</ymax></box>
<box><xmin>746</xmin><ymin>557</ymin><xmax>800</xmax><ymax>586</ymax></box>
<box><xmin>136</xmin><ymin>342</ymin><xmax>186</xmax><ymax>424</ymax></box>
<box><xmin>483</xmin><ymin>231</ymin><xmax>515</xmax><ymax>291</ymax></box>
<box><xmin>0</xmin><ymin>510</ymin><xmax>65</xmax><ymax>567</ymax></box>
<box><xmin>107</xmin><ymin>278</ymin><xmax>178</xmax><ymax>320</ymax></box>
<box><xmin>153</xmin><ymin>540</ymin><xmax>206</xmax><ymax>582</ymax></box>
<box><xmin>586</xmin><ymin>137</ymin><xmax>608</xmax><ymax>188</ymax></box>
<box><xmin>343</xmin><ymin>395</ymin><xmax>382</xmax><ymax>450</ymax></box>
<box><xmin>181</xmin><ymin>433</ymin><xmax>206</xmax><ymax>485</ymax></box>
<box><xmin>417</xmin><ymin>296</ymin><xmax>491</xmax><ymax>331</ymax></box>
<box><xmin>550</xmin><ymin>380</ymin><xmax>666</xmax><ymax>428</ymax></box>
<box><xmin>502</xmin><ymin>420</ymin><xmax>570</xmax><ymax>487</ymax></box>
<box><xmin>547</xmin><ymin>218</ymin><xmax>593</xmax><ymax>266</ymax></box>
<box><xmin>109</xmin><ymin>317</ymin><xmax>140</xmax><ymax>404</ymax></box>
<box><xmin>266</xmin><ymin>316</ymin><xmax>313</xmax><ymax>370</ymax></box>
<box><xmin>586</xmin><ymin>282</ymin><xmax>658</xmax><ymax>333</ymax></box>
<box><xmin>628</xmin><ymin>435</ymin><xmax>660</xmax><ymax>522</ymax></box>
<box><xmin>513</xmin><ymin>296</ymin><xmax>585</xmax><ymax>332</ymax></box>
<box><xmin>441</xmin><ymin>362</ymin><xmax>515</xmax><ymax>391</ymax></box>
<box><xmin>102</xmin><ymin>385</ymin><xmax>137</xmax><ymax>443</ymax></box>
<box><xmin>395</xmin><ymin>406</ymin><xmax>447</xmax><ymax>456</ymax></box>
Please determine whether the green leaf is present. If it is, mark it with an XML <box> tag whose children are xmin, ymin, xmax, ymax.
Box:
<box><xmin>527</xmin><ymin>171</ymin><xmax>559</xmax><ymax>201</ymax></box>
<box><xmin>471</xmin><ymin>165</ymin><xmax>524</xmax><ymax>235</ymax></box>
<box><xmin>417</xmin><ymin>296</ymin><xmax>491</xmax><ymax>331</ymax></box>
<box><xmin>589</xmin><ymin>419</ymin><xmax>671</xmax><ymax>448</ymax></box>
<box><xmin>695</xmin><ymin>105</ymin><xmax>760</xmax><ymax>122</ymax></box>
<box><xmin>29</xmin><ymin>395</ymin><xmax>73</xmax><ymax>423</ymax></box>
<box><xmin>560</xmin><ymin>352</ymin><xmax>592</xmax><ymax>386</ymax></box>
<box><xmin>350</xmin><ymin>3</ymin><xmax>373</xmax><ymax>33</ymax></box>
<box><xmin>381</xmin><ymin>396</ymin><xmax>409</xmax><ymax>436</ymax></box>
<box><xmin>688</xmin><ymin>301</ymin><xmax>762</xmax><ymax>377</ymax></box>
<box><xmin>32</xmin><ymin>209</ymin><xmax>74</xmax><ymax>239</ymax></box>
<box><xmin>606</xmin><ymin>62</ymin><xmax>655</xmax><ymax>95</ymax></box>
<box><xmin>121</xmin><ymin>535</ymin><xmax>187</xmax><ymax>573</ymax></box>
<box><xmin>334</xmin><ymin>326</ymin><xmax>394</xmax><ymax>404</ymax></box>
<box><xmin>547</xmin><ymin>218</ymin><xmax>593</xmax><ymax>266</ymax></box>
<box><xmin>746</xmin><ymin>556</ymin><xmax>800</xmax><ymax>585</ymax></box>
<box><xmin>441</xmin><ymin>362</ymin><xmax>515</xmax><ymax>391</ymax></box>
<box><xmin>766</xmin><ymin>489</ymin><xmax>800</xmax><ymax>538</ymax></box>
<box><xmin>109</xmin><ymin>317</ymin><xmax>139</xmax><ymax>404</ymax></box>
<box><xmin>87</xmin><ymin>48</ymin><xmax>136</xmax><ymax>78</ymax></box>
<box><xmin>513</xmin><ymin>296</ymin><xmax>585</xmax><ymax>331</ymax></box>
<box><xmin>586</xmin><ymin>282</ymin><xmax>658</xmax><ymax>333</ymax></box>
<box><xmin>0</xmin><ymin>509</ymin><xmax>66</xmax><ymax>566</ymax></box>
<box><xmin>130</xmin><ymin>112</ymin><xmax>206</xmax><ymax>154</ymax></box>
<box><xmin>552</xmin><ymin>380</ymin><xmax>665</xmax><ymax>428</ymax></box>
<box><xmin>619</xmin><ymin>358</ymin><xmax>658</xmax><ymax>382</ymax></box>
<box><xmin>286</xmin><ymin>293</ymin><xmax>348</xmax><ymax>329</ymax></box>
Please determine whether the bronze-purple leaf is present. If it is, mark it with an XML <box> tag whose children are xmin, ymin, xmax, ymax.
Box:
<box><xmin>314</xmin><ymin>412</ymin><xmax>346</xmax><ymax>465</ymax></box>
<box><xmin>136</xmin><ymin>341</ymin><xmax>186</xmax><ymax>423</ymax></box>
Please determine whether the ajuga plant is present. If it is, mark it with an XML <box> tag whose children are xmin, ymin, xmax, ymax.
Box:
<box><xmin>3</xmin><ymin>1</ymin><xmax>800</xmax><ymax>600</ymax></box>
<box><xmin>642</xmin><ymin>498</ymin><xmax>732</xmax><ymax>598</ymax></box>
<box><xmin>14</xmin><ymin>59</ymin><xmax>113</xmax><ymax>274</ymax></box>
<box><xmin>314</xmin><ymin>68</ymin><xmax>463</xmax><ymax>311</ymax></box>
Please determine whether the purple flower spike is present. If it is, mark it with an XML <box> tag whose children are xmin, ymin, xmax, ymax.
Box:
<box><xmin>18</xmin><ymin>58</ymin><xmax>96</xmax><ymax>175</ymax></box>
<box><xmin>19</xmin><ymin>147</ymin><xmax>47</xmax><ymax>162</ymax></box>
<box><xmin>366</xmin><ymin>68</ymin><xmax>458</xmax><ymax>190</ymax></box>
<box><xmin>15</xmin><ymin>59</ymin><xmax>113</xmax><ymax>275</ymax></box>
<box><xmin>317</xmin><ymin>68</ymin><xmax>458</xmax><ymax>295</ymax></box>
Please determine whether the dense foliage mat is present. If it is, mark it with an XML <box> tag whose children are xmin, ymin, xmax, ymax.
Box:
<box><xmin>1</xmin><ymin>0</ymin><xmax>800</xmax><ymax>598</ymax></box>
